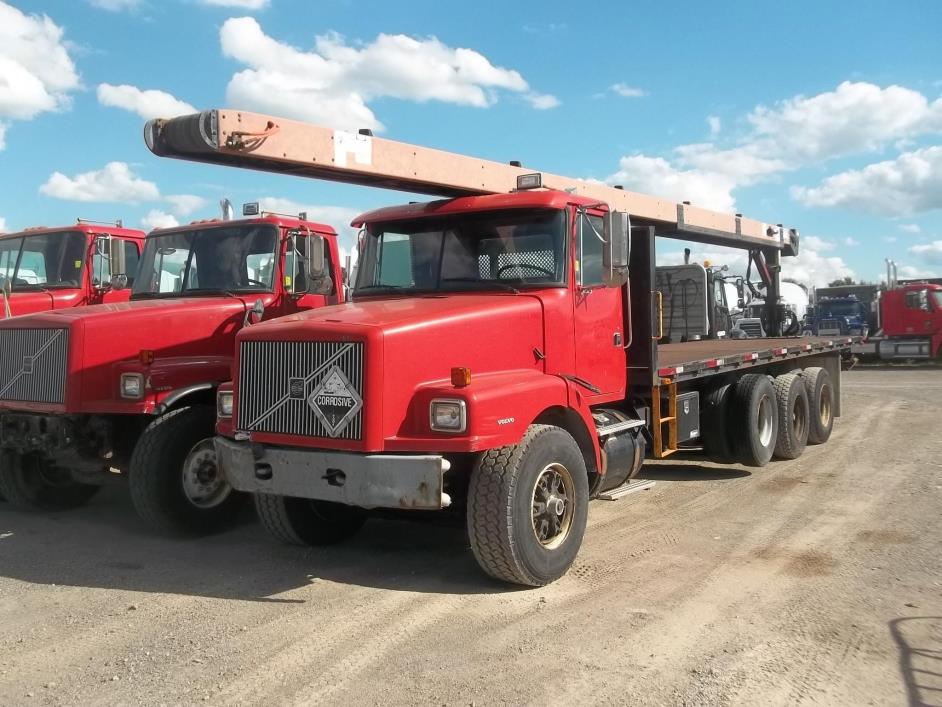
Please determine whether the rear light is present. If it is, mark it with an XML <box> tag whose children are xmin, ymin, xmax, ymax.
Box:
<box><xmin>430</xmin><ymin>399</ymin><xmax>467</xmax><ymax>433</ymax></box>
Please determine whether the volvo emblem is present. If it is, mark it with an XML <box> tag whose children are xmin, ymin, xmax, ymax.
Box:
<box><xmin>22</xmin><ymin>356</ymin><xmax>35</xmax><ymax>375</ymax></box>
<box><xmin>307</xmin><ymin>366</ymin><xmax>362</xmax><ymax>437</ymax></box>
<box><xmin>288</xmin><ymin>378</ymin><xmax>305</xmax><ymax>399</ymax></box>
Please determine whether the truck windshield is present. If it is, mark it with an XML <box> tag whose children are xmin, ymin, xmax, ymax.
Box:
<box><xmin>0</xmin><ymin>231</ymin><xmax>87</xmax><ymax>290</ymax></box>
<box><xmin>818</xmin><ymin>301</ymin><xmax>861</xmax><ymax>317</ymax></box>
<box><xmin>932</xmin><ymin>291</ymin><xmax>942</xmax><ymax>310</ymax></box>
<box><xmin>132</xmin><ymin>224</ymin><xmax>278</xmax><ymax>298</ymax></box>
<box><xmin>355</xmin><ymin>209</ymin><xmax>567</xmax><ymax>295</ymax></box>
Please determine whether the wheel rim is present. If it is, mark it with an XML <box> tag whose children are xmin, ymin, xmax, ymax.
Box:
<box><xmin>757</xmin><ymin>394</ymin><xmax>774</xmax><ymax>447</ymax></box>
<box><xmin>530</xmin><ymin>463</ymin><xmax>575</xmax><ymax>550</ymax></box>
<box><xmin>818</xmin><ymin>383</ymin><xmax>832</xmax><ymax>428</ymax></box>
<box><xmin>180</xmin><ymin>439</ymin><xmax>231</xmax><ymax>509</ymax></box>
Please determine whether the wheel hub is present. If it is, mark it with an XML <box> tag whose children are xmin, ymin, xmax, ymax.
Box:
<box><xmin>181</xmin><ymin>439</ymin><xmax>231</xmax><ymax>509</ymax></box>
<box><xmin>531</xmin><ymin>463</ymin><xmax>575</xmax><ymax>550</ymax></box>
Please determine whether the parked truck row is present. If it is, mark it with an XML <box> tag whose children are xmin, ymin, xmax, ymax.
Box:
<box><xmin>0</xmin><ymin>108</ymin><xmax>855</xmax><ymax>586</ymax></box>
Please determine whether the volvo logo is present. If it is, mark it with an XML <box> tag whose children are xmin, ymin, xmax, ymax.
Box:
<box><xmin>288</xmin><ymin>378</ymin><xmax>305</xmax><ymax>399</ymax></box>
<box><xmin>306</xmin><ymin>365</ymin><xmax>362</xmax><ymax>437</ymax></box>
<box><xmin>22</xmin><ymin>356</ymin><xmax>35</xmax><ymax>375</ymax></box>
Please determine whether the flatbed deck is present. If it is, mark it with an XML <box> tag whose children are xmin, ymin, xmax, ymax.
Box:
<box><xmin>657</xmin><ymin>336</ymin><xmax>853</xmax><ymax>382</ymax></box>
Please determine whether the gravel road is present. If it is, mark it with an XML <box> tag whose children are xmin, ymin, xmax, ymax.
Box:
<box><xmin>1</xmin><ymin>368</ymin><xmax>940</xmax><ymax>706</ymax></box>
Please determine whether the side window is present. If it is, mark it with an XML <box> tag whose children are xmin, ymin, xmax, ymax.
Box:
<box><xmin>124</xmin><ymin>241</ymin><xmax>140</xmax><ymax>285</ymax></box>
<box><xmin>0</xmin><ymin>238</ymin><xmax>21</xmax><ymax>279</ymax></box>
<box><xmin>578</xmin><ymin>212</ymin><xmax>605</xmax><ymax>286</ymax></box>
<box><xmin>905</xmin><ymin>290</ymin><xmax>930</xmax><ymax>311</ymax></box>
<box><xmin>284</xmin><ymin>234</ymin><xmax>307</xmax><ymax>292</ymax></box>
<box><xmin>378</xmin><ymin>233</ymin><xmax>416</xmax><ymax>287</ymax></box>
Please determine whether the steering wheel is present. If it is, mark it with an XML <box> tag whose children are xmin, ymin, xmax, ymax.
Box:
<box><xmin>496</xmin><ymin>263</ymin><xmax>554</xmax><ymax>278</ymax></box>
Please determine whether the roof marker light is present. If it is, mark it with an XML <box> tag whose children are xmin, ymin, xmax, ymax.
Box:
<box><xmin>516</xmin><ymin>173</ymin><xmax>543</xmax><ymax>190</ymax></box>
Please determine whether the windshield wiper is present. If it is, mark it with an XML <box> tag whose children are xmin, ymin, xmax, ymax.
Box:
<box><xmin>440</xmin><ymin>277</ymin><xmax>520</xmax><ymax>294</ymax></box>
<box><xmin>357</xmin><ymin>284</ymin><xmax>403</xmax><ymax>290</ymax></box>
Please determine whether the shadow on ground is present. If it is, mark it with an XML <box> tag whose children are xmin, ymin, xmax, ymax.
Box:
<box><xmin>638</xmin><ymin>462</ymin><xmax>752</xmax><ymax>482</ymax></box>
<box><xmin>890</xmin><ymin>616</ymin><xmax>942</xmax><ymax>707</ymax></box>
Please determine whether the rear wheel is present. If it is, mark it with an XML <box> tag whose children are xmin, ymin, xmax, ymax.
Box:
<box><xmin>467</xmin><ymin>424</ymin><xmax>589</xmax><ymax>587</ymax></box>
<box><xmin>730</xmin><ymin>374</ymin><xmax>779</xmax><ymax>467</ymax></box>
<box><xmin>773</xmin><ymin>372</ymin><xmax>810</xmax><ymax>459</ymax></box>
<box><xmin>129</xmin><ymin>406</ymin><xmax>245</xmax><ymax>535</ymax></box>
<box><xmin>802</xmin><ymin>367</ymin><xmax>834</xmax><ymax>444</ymax></box>
<box><xmin>0</xmin><ymin>451</ymin><xmax>99</xmax><ymax>511</ymax></box>
<box><xmin>255</xmin><ymin>494</ymin><xmax>366</xmax><ymax>546</ymax></box>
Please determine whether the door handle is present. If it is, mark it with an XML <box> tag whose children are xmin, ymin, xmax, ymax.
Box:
<box><xmin>653</xmin><ymin>290</ymin><xmax>664</xmax><ymax>340</ymax></box>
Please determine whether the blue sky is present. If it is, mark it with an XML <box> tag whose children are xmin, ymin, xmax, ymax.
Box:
<box><xmin>2</xmin><ymin>0</ymin><xmax>941</xmax><ymax>284</ymax></box>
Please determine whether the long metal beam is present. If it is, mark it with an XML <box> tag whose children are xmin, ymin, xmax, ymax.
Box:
<box><xmin>144</xmin><ymin>109</ymin><xmax>794</xmax><ymax>251</ymax></box>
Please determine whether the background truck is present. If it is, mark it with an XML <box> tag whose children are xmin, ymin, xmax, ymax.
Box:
<box><xmin>147</xmin><ymin>109</ymin><xmax>850</xmax><ymax>586</ymax></box>
<box><xmin>0</xmin><ymin>208</ymin><xmax>344</xmax><ymax>534</ymax></box>
<box><xmin>654</xmin><ymin>259</ymin><xmax>743</xmax><ymax>342</ymax></box>
<box><xmin>0</xmin><ymin>222</ymin><xmax>145</xmax><ymax>318</ymax></box>
<box><xmin>804</xmin><ymin>294</ymin><xmax>872</xmax><ymax>338</ymax></box>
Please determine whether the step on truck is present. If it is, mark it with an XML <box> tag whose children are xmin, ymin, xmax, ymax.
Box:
<box><xmin>0</xmin><ymin>208</ymin><xmax>344</xmax><ymax>533</ymax></box>
<box><xmin>0</xmin><ymin>221</ymin><xmax>145</xmax><ymax>318</ymax></box>
<box><xmin>147</xmin><ymin>110</ymin><xmax>853</xmax><ymax>585</ymax></box>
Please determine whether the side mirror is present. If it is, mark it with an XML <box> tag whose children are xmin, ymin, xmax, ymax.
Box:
<box><xmin>602</xmin><ymin>210</ymin><xmax>630</xmax><ymax>286</ymax></box>
<box><xmin>110</xmin><ymin>274</ymin><xmax>129</xmax><ymax>291</ymax></box>
<box><xmin>244</xmin><ymin>298</ymin><xmax>265</xmax><ymax>327</ymax></box>
<box><xmin>307</xmin><ymin>235</ymin><xmax>326</xmax><ymax>280</ymax></box>
<box><xmin>0</xmin><ymin>275</ymin><xmax>10</xmax><ymax>319</ymax></box>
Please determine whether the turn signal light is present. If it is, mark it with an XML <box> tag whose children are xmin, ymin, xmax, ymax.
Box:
<box><xmin>451</xmin><ymin>367</ymin><xmax>471</xmax><ymax>388</ymax></box>
<box><xmin>139</xmin><ymin>349</ymin><xmax>155</xmax><ymax>365</ymax></box>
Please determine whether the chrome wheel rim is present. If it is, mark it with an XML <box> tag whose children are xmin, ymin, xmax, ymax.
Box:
<box><xmin>757</xmin><ymin>394</ymin><xmax>774</xmax><ymax>447</ymax></box>
<box><xmin>819</xmin><ymin>383</ymin><xmax>832</xmax><ymax>428</ymax></box>
<box><xmin>530</xmin><ymin>463</ymin><xmax>575</xmax><ymax>550</ymax></box>
<box><xmin>181</xmin><ymin>439</ymin><xmax>230</xmax><ymax>509</ymax></box>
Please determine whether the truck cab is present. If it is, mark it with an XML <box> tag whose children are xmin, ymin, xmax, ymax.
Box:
<box><xmin>654</xmin><ymin>263</ymin><xmax>738</xmax><ymax>342</ymax></box>
<box><xmin>805</xmin><ymin>296</ymin><xmax>869</xmax><ymax>338</ymax></box>
<box><xmin>875</xmin><ymin>283</ymin><xmax>942</xmax><ymax>359</ymax></box>
<box><xmin>0</xmin><ymin>223</ymin><xmax>145</xmax><ymax>318</ymax></box>
<box><xmin>0</xmin><ymin>211</ymin><xmax>343</xmax><ymax>534</ymax></box>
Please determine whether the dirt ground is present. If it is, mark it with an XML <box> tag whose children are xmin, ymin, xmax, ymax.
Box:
<box><xmin>1</xmin><ymin>368</ymin><xmax>940</xmax><ymax>706</ymax></box>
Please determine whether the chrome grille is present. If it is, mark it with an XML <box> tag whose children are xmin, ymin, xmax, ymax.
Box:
<box><xmin>238</xmin><ymin>340</ymin><xmax>364</xmax><ymax>440</ymax></box>
<box><xmin>737</xmin><ymin>319</ymin><xmax>763</xmax><ymax>338</ymax></box>
<box><xmin>818</xmin><ymin>319</ymin><xmax>842</xmax><ymax>335</ymax></box>
<box><xmin>0</xmin><ymin>328</ymin><xmax>69</xmax><ymax>404</ymax></box>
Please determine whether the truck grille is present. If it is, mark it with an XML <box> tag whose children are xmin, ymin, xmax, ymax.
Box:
<box><xmin>0</xmin><ymin>328</ymin><xmax>69</xmax><ymax>404</ymax></box>
<box><xmin>736</xmin><ymin>319</ymin><xmax>764</xmax><ymax>338</ymax></box>
<box><xmin>818</xmin><ymin>319</ymin><xmax>842</xmax><ymax>335</ymax></box>
<box><xmin>238</xmin><ymin>340</ymin><xmax>365</xmax><ymax>440</ymax></box>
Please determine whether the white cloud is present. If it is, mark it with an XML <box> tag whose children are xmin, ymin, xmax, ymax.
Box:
<box><xmin>141</xmin><ymin>210</ymin><xmax>179</xmax><ymax>231</ymax></box>
<box><xmin>527</xmin><ymin>92</ymin><xmax>561</xmax><ymax>110</ymax></box>
<box><xmin>87</xmin><ymin>0</ymin><xmax>141</xmax><ymax>9</ymax></box>
<box><xmin>0</xmin><ymin>3</ymin><xmax>80</xmax><ymax>143</ymax></box>
<box><xmin>0</xmin><ymin>122</ymin><xmax>6</xmax><ymax>150</ymax></box>
<box><xmin>844</xmin><ymin>236</ymin><xmax>860</xmax><ymax>246</ymax></box>
<box><xmin>165</xmin><ymin>194</ymin><xmax>207</xmax><ymax>216</ymax></box>
<box><xmin>899</xmin><ymin>223</ymin><xmax>922</xmax><ymax>233</ymax></box>
<box><xmin>803</xmin><ymin>235</ymin><xmax>836</xmax><ymax>252</ymax></box>
<box><xmin>883</xmin><ymin>235</ymin><xmax>898</xmax><ymax>243</ymax></box>
<box><xmin>707</xmin><ymin>115</ymin><xmax>721</xmax><ymax>136</ymax></box>
<box><xmin>200</xmin><ymin>0</ymin><xmax>269</xmax><ymax>8</ymax></box>
<box><xmin>605</xmin><ymin>154</ymin><xmax>739</xmax><ymax>213</ymax></box>
<box><xmin>909</xmin><ymin>240</ymin><xmax>942</xmax><ymax>264</ymax></box>
<box><xmin>611</xmin><ymin>83</ymin><xmax>645</xmax><ymax>98</ymax></box>
<box><xmin>97</xmin><ymin>83</ymin><xmax>195</xmax><ymax>120</ymax></box>
<box><xmin>40</xmin><ymin>162</ymin><xmax>160</xmax><ymax>203</ymax></box>
<box><xmin>220</xmin><ymin>18</ymin><xmax>556</xmax><ymax>131</ymax></box>
<box><xmin>896</xmin><ymin>263</ymin><xmax>939</xmax><ymax>279</ymax></box>
<box><xmin>792</xmin><ymin>146</ymin><xmax>942</xmax><ymax>216</ymax></box>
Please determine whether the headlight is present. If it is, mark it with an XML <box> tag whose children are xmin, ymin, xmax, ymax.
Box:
<box><xmin>429</xmin><ymin>399</ymin><xmax>466</xmax><ymax>433</ymax></box>
<box><xmin>120</xmin><ymin>373</ymin><xmax>144</xmax><ymax>399</ymax></box>
<box><xmin>217</xmin><ymin>390</ymin><xmax>234</xmax><ymax>419</ymax></box>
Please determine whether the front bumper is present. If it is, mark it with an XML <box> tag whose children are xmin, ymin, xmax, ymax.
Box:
<box><xmin>214</xmin><ymin>437</ymin><xmax>451</xmax><ymax>510</ymax></box>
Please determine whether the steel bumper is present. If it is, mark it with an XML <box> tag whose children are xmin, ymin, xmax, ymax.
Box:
<box><xmin>214</xmin><ymin>437</ymin><xmax>450</xmax><ymax>510</ymax></box>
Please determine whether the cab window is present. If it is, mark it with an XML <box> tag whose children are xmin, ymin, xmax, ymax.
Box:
<box><xmin>577</xmin><ymin>212</ymin><xmax>605</xmax><ymax>286</ymax></box>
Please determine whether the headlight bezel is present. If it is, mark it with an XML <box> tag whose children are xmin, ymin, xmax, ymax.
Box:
<box><xmin>217</xmin><ymin>389</ymin><xmax>234</xmax><ymax>419</ymax></box>
<box><xmin>429</xmin><ymin>398</ymin><xmax>467</xmax><ymax>433</ymax></box>
<box><xmin>119</xmin><ymin>372</ymin><xmax>145</xmax><ymax>400</ymax></box>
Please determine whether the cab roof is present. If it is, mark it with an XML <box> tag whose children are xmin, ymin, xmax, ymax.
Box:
<box><xmin>0</xmin><ymin>223</ymin><xmax>146</xmax><ymax>240</ymax></box>
<box><xmin>352</xmin><ymin>189</ymin><xmax>601</xmax><ymax>227</ymax></box>
<box><xmin>148</xmin><ymin>215</ymin><xmax>337</xmax><ymax>237</ymax></box>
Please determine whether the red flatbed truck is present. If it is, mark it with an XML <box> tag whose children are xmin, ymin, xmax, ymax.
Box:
<box><xmin>147</xmin><ymin>110</ymin><xmax>852</xmax><ymax>585</ymax></box>
<box><xmin>0</xmin><ymin>222</ymin><xmax>145</xmax><ymax>318</ymax></box>
<box><xmin>0</xmin><ymin>210</ymin><xmax>344</xmax><ymax>533</ymax></box>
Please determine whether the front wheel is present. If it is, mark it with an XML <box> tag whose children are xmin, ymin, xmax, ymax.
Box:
<box><xmin>467</xmin><ymin>424</ymin><xmax>589</xmax><ymax>587</ymax></box>
<box><xmin>129</xmin><ymin>406</ymin><xmax>245</xmax><ymax>535</ymax></box>
<box><xmin>0</xmin><ymin>451</ymin><xmax>99</xmax><ymax>511</ymax></box>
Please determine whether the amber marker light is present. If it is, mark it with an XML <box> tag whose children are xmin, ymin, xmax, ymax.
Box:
<box><xmin>451</xmin><ymin>367</ymin><xmax>471</xmax><ymax>388</ymax></box>
<box><xmin>139</xmin><ymin>349</ymin><xmax>155</xmax><ymax>365</ymax></box>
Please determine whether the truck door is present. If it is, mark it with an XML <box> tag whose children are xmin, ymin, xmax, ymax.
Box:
<box><xmin>280</xmin><ymin>229</ymin><xmax>340</xmax><ymax>317</ymax></box>
<box><xmin>572</xmin><ymin>210</ymin><xmax>626</xmax><ymax>398</ymax></box>
<box><xmin>99</xmin><ymin>239</ymin><xmax>140</xmax><ymax>305</ymax></box>
<box><xmin>901</xmin><ymin>289</ymin><xmax>933</xmax><ymax>335</ymax></box>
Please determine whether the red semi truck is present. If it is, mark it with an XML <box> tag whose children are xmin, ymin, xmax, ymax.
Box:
<box><xmin>147</xmin><ymin>110</ymin><xmax>852</xmax><ymax>585</ymax></box>
<box><xmin>0</xmin><ymin>210</ymin><xmax>343</xmax><ymax>533</ymax></box>
<box><xmin>0</xmin><ymin>222</ymin><xmax>145</xmax><ymax>318</ymax></box>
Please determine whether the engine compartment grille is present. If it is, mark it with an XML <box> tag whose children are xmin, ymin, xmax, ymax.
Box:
<box><xmin>238</xmin><ymin>340</ymin><xmax>364</xmax><ymax>440</ymax></box>
<box><xmin>0</xmin><ymin>328</ymin><xmax>69</xmax><ymax>404</ymax></box>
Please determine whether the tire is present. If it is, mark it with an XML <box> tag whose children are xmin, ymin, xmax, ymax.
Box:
<box><xmin>0</xmin><ymin>450</ymin><xmax>99</xmax><ymax>511</ymax></box>
<box><xmin>467</xmin><ymin>424</ymin><xmax>589</xmax><ymax>587</ymax></box>
<box><xmin>129</xmin><ymin>406</ymin><xmax>245</xmax><ymax>535</ymax></box>
<box><xmin>730</xmin><ymin>374</ymin><xmax>779</xmax><ymax>467</ymax></box>
<box><xmin>701</xmin><ymin>383</ymin><xmax>734</xmax><ymax>462</ymax></box>
<box><xmin>772</xmin><ymin>372</ymin><xmax>810</xmax><ymax>460</ymax></box>
<box><xmin>802</xmin><ymin>367</ymin><xmax>834</xmax><ymax>444</ymax></box>
<box><xmin>255</xmin><ymin>494</ymin><xmax>366</xmax><ymax>546</ymax></box>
